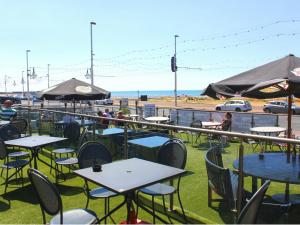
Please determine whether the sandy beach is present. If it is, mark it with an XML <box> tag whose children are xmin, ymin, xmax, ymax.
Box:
<box><xmin>113</xmin><ymin>96</ymin><xmax>300</xmax><ymax>113</ymax></box>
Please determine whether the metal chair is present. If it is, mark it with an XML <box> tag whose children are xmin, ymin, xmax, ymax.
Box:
<box><xmin>28</xmin><ymin>168</ymin><xmax>98</xmax><ymax>224</ymax></box>
<box><xmin>53</xmin><ymin>128</ymin><xmax>88</xmax><ymax>182</ymax></box>
<box><xmin>0</xmin><ymin>139</ymin><xmax>30</xmax><ymax>194</ymax></box>
<box><xmin>237</xmin><ymin>180</ymin><xmax>271</xmax><ymax>224</ymax></box>
<box><xmin>11</xmin><ymin>118</ymin><xmax>28</xmax><ymax>137</ymax></box>
<box><xmin>77</xmin><ymin>141</ymin><xmax>118</xmax><ymax>224</ymax></box>
<box><xmin>50</xmin><ymin>122</ymin><xmax>81</xmax><ymax>175</ymax></box>
<box><xmin>136</xmin><ymin>138</ymin><xmax>187</xmax><ymax>224</ymax></box>
<box><xmin>0</xmin><ymin>124</ymin><xmax>30</xmax><ymax>170</ymax></box>
<box><xmin>205</xmin><ymin>146</ymin><xmax>238</xmax><ymax>211</ymax></box>
<box><xmin>189</xmin><ymin>120</ymin><xmax>203</xmax><ymax>145</ymax></box>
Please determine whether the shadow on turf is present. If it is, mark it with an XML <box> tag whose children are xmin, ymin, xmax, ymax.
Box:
<box><xmin>2</xmin><ymin>184</ymin><xmax>38</xmax><ymax>205</ymax></box>
<box><xmin>56</xmin><ymin>183</ymin><xmax>83</xmax><ymax>196</ymax></box>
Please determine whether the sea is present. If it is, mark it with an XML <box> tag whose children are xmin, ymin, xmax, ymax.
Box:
<box><xmin>111</xmin><ymin>90</ymin><xmax>202</xmax><ymax>98</ymax></box>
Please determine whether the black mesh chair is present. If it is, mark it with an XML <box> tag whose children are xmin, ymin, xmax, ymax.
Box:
<box><xmin>11</xmin><ymin>118</ymin><xmax>28</xmax><ymax>137</ymax></box>
<box><xmin>0</xmin><ymin>139</ymin><xmax>30</xmax><ymax>194</ymax></box>
<box><xmin>28</xmin><ymin>168</ymin><xmax>98</xmax><ymax>224</ymax></box>
<box><xmin>53</xmin><ymin>128</ymin><xmax>88</xmax><ymax>182</ymax></box>
<box><xmin>51</xmin><ymin>121</ymin><xmax>81</xmax><ymax>160</ymax></box>
<box><xmin>237</xmin><ymin>180</ymin><xmax>271</xmax><ymax>224</ymax></box>
<box><xmin>0</xmin><ymin>124</ymin><xmax>30</xmax><ymax>169</ymax></box>
<box><xmin>136</xmin><ymin>138</ymin><xmax>187</xmax><ymax>224</ymax></box>
<box><xmin>205</xmin><ymin>146</ymin><xmax>238</xmax><ymax>211</ymax></box>
<box><xmin>77</xmin><ymin>142</ymin><xmax>118</xmax><ymax>224</ymax></box>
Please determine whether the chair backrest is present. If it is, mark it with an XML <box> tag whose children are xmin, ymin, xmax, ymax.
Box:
<box><xmin>237</xmin><ymin>180</ymin><xmax>271</xmax><ymax>224</ymax></box>
<box><xmin>190</xmin><ymin>120</ymin><xmax>202</xmax><ymax>128</ymax></box>
<box><xmin>77</xmin><ymin>128</ymin><xmax>89</xmax><ymax>149</ymax></box>
<box><xmin>77</xmin><ymin>141</ymin><xmax>112</xmax><ymax>169</ymax></box>
<box><xmin>0</xmin><ymin>124</ymin><xmax>21</xmax><ymax>141</ymax></box>
<box><xmin>157</xmin><ymin>138</ymin><xmax>187</xmax><ymax>169</ymax></box>
<box><xmin>11</xmin><ymin>118</ymin><xmax>28</xmax><ymax>134</ymax></box>
<box><xmin>205</xmin><ymin>146</ymin><xmax>234</xmax><ymax>206</ymax></box>
<box><xmin>27</xmin><ymin>168</ymin><xmax>62</xmax><ymax>218</ymax></box>
<box><xmin>63</xmin><ymin>121</ymin><xmax>81</xmax><ymax>144</ymax></box>
<box><xmin>0</xmin><ymin>139</ymin><xmax>7</xmax><ymax>160</ymax></box>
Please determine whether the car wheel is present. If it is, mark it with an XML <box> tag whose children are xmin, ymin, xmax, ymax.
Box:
<box><xmin>216</xmin><ymin>107</ymin><xmax>221</xmax><ymax>111</ymax></box>
<box><xmin>293</xmin><ymin>110</ymin><xmax>296</xmax><ymax>115</ymax></box>
<box><xmin>235</xmin><ymin>108</ymin><xmax>241</xmax><ymax>112</ymax></box>
<box><xmin>264</xmin><ymin>108</ymin><xmax>271</xmax><ymax>113</ymax></box>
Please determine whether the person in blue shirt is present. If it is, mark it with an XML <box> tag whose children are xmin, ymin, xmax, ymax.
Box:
<box><xmin>0</xmin><ymin>100</ymin><xmax>17</xmax><ymax>121</ymax></box>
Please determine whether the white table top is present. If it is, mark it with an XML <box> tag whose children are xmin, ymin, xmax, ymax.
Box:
<box><xmin>74</xmin><ymin>158</ymin><xmax>185</xmax><ymax>194</ymax></box>
<box><xmin>202</xmin><ymin>121</ymin><xmax>222</xmax><ymax>127</ymax></box>
<box><xmin>144</xmin><ymin>116</ymin><xmax>169</xmax><ymax>122</ymax></box>
<box><xmin>250</xmin><ymin>126</ymin><xmax>287</xmax><ymax>134</ymax></box>
<box><xmin>5</xmin><ymin>136</ymin><xmax>67</xmax><ymax>148</ymax></box>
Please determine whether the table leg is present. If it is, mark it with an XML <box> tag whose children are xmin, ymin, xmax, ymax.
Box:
<box><xmin>285</xmin><ymin>183</ymin><xmax>290</xmax><ymax>202</ymax></box>
<box><xmin>252</xmin><ymin>177</ymin><xmax>258</xmax><ymax>194</ymax></box>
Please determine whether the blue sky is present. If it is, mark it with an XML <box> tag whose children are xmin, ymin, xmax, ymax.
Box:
<box><xmin>1</xmin><ymin>0</ymin><xmax>300</xmax><ymax>92</ymax></box>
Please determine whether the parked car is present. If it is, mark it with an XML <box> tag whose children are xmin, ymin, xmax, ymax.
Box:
<box><xmin>94</xmin><ymin>99</ymin><xmax>113</xmax><ymax>105</ymax></box>
<box><xmin>263</xmin><ymin>101</ymin><xmax>300</xmax><ymax>114</ymax></box>
<box><xmin>215</xmin><ymin>100</ymin><xmax>252</xmax><ymax>112</ymax></box>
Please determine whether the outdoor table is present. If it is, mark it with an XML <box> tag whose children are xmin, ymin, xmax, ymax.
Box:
<box><xmin>55</xmin><ymin>119</ymin><xmax>95</xmax><ymax>127</ymax></box>
<box><xmin>233</xmin><ymin>152</ymin><xmax>300</xmax><ymax>203</ymax></box>
<box><xmin>250</xmin><ymin>126</ymin><xmax>287</xmax><ymax>135</ymax></box>
<box><xmin>202</xmin><ymin>121</ymin><xmax>222</xmax><ymax>128</ymax></box>
<box><xmin>92</xmin><ymin>128</ymin><xmax>133</xmax><ymax>157</ymax></box>
<box><xmin>74</xmin><ymin>158</ymin><xmax>186</xmax><ymax>224</ymax></box>
<box><xmin>128</xmin><ymin>136</ymin><xmax>170</xmax><ymax>161</ymax></box>
<box><xmin>250</xmin><ymin>126</ymin><xmax>287</xmax><ymax>150</ymax></box>
<box><xmin>5</xmin><ymin>136</ymin><xmax>67</xmax><ymax>169</ymax></box>
<box><xmin>144</xmin><ymin>116</ymin><xmax>169</xmax><ymax>123</ymax></box>
<box><xmin>128</xmin><ymin>114</ymin><xmax>140</xmax><ymax>121</ymax></box>
<box><xmin>0</xmin><ymin>121</ymin><xmax>10</xmax><ymax>126</ymax></box>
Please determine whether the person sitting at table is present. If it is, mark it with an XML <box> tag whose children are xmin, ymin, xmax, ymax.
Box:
<box><xmin>0</xmin><ymin>100</ymin><xmax>17</xmax><ymax>121</ymax></box>
<box><xmin>103</xmin><ymin>108</ymin><xmax>112</xmax><ymax>118</ymax></box>
<box><xmin>115</xmin><ymin>110</ymin><xmax>127</xmax><ymax>127</ymax></box>
<box><xmin>219</xmin><ymin>112</ymin><xmax>232</xmax><ymax>131</ymax></box>
<box><xmin>97</xmin><ymin>110</ymin><xmax>109</xmax><ymax>129</ymax></box>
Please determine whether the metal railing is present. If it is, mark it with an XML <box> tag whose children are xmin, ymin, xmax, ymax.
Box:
<box><xmin>18</xmin><ymin>106</ymin><xmax>300</xmax><ymax>217</ymax></box>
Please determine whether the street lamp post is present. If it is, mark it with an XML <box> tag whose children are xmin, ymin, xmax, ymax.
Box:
<box><xmin>47</xmin><ymin>64</ymin><xmax>50</xmax><ymax>88</ymax></box>
<box><xmin>174</xmin><ymin>35</ymin><xmax>179</xmax><ymax>107</ymax></box>
<box><xmin>90</xmin><ymin>22</ymin><xmax>96</xmax><ymax>86</ymax></box>
<box><xmin>21</xmin><ymin>71</ymin><xmax>25</xmax><ymax>98</ymax></box>
<box><xmin>26</xmin><ymin>50</ymin><xmax>31</xmax><ymax>106</ymax></box>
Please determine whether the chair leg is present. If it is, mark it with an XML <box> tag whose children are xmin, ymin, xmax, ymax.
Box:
<box><xmin>104</xmin><ymin>198</ymin><xmax>107</xmax><ymax>224</ymax></box>
<box><xmin>208</xmin><ymin>184</ymin><xmax>212</xmax><ymax>207</ymax></box>
<box><xmin>4</xmin><ymin>168</ymin><xmax>9</xmax><ymax>194</ymax></box>
<box><xmin>50</xmin><ymin>152</ymin><xmax>53</xmax><ymax>174</ymax></box>
<box><xmin>152</xmin><ymin>196</ymin><xmax>156</xmax><ymax>224</ymax></box>
<box><xmin>162</xmin><ymin>195</ymin><xmax>172</xmax><ymax>224</ymax></box>
<box><xmin>135</xmin><ymin>191</ymin><xmax>140</xmax><ymax>218</ymax></box>
<box><xmin>85</xmin><ymin>195</ymin><xmax>90</xmax><ymax>209</ymax></box>
<box><xmin>177</xmin><ymin>189</ymin><xmax>187</xmax><ymax>223</ymax></box>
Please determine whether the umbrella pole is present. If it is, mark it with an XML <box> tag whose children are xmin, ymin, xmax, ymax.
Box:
<box><xmin>287</xmin><ymin>94</ymin><xmax>292</xmax><ymax>156</ymax></box>
<box><xmin>73</xmin><ymin>99</ymin><xmax>75</xmax><ymax>113</ymax></box>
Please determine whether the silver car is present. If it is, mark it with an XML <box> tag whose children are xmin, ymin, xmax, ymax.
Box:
<box><xmin>215</xmin><ymin>100</ymin><xmax>252</xmax><ymax>112</ymax></box>
<box><xmin>263</xmin><ymin>101</ymin><xmax>300</xmax><ymax>114</ymax></box>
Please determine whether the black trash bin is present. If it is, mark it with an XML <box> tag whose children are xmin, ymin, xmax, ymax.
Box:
<box><xmin>140</xmin><ymin>95</ymin><xmax>148</xmax><ymax>101</ymax></box>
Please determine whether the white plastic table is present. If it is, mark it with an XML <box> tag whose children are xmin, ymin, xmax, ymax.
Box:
<box><xmin>202</xmin><ymin>121</ymin><xmax>222</xmax><ymax>128</ymax></box>
<box><xmin>144</xmin><ymin>116</ymin><xmax>169</xmax><ymax>123</ymax></box>
<box><xmin>250</xmin><ymin>126</ymin><xmax>286</xmax><ymax>136</ymax></box>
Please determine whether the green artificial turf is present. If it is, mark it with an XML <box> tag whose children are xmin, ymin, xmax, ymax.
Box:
<box><xmin>1</xmin><ymin>132</ymin><xmax>300</xmax><ymax>224</ymax></box>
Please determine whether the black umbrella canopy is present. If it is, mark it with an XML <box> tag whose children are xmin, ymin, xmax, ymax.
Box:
<box><xmin>203</xmin><ymin>54</ymin><xmax>300</xmax><ymax>99</ymax></box>
<box><xmin>38</xmin><ymin>78</ymin><xmax>110</xmax><ymax>101</ymax></box>
<box><xmin>202</xmin><ymin>54</ymin><xmax>300</xmax><ymax>152</ymax></box>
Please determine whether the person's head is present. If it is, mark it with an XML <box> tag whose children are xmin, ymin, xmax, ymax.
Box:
<box><xmin>105</xmin><ymin>108</ymin><xmax>110</xmax><ymax>113</ymax></box>
<box><xmin>225</xmin><ymin>112</ymin><xmax>232</xmax><ymax>119</ymax></box>
<box><xmin>97</xmin><ymin>111</ymin><xmax>103</xmax><ymax>116</ymax></box>
<box><xmin>117</xmin><ymin>111</ymin><xmax>124</xmax><ymax>118</ymax></box>
<box><xmin>3</xmin><ymin>100</ymin><xmax>13</xmax><ymax>108</ymax></box>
